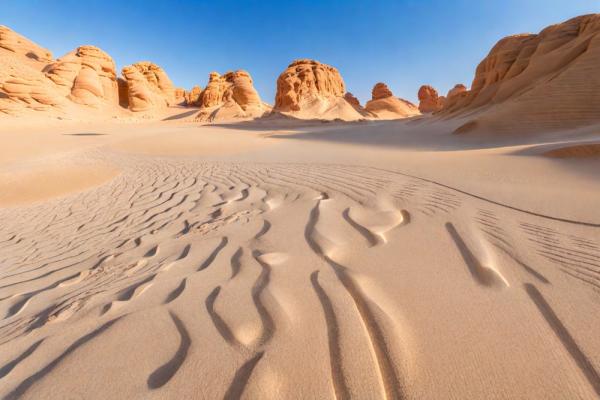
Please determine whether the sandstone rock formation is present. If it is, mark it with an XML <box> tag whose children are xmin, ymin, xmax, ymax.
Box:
<box><xmin>443</xmin><ymin>14</ymin><xmax>600</xmax><ymax>133</ymax></box>
<box><xmin>0</xmin><ymin>74</ymin><xmax>65</xmax><ymax>114</ymax></box>
<box><xmin>273</xmin><ymin>59</ymin><xmax>365</xmax><ymax>120</ymax></box>
<box><xmin>418</xmin><ymin>85</ymin><xmax>444</xmax><ymax>113</ymax></box>
<box><xmin>195</xmin><ymin>70</ymin><xmax>269</xmax><ymax>121</ymax></box>
<box><xmin>174</xmin><ymin>87</ymin><xmax>185</xmax><ymax>104</ymax></box>
<box><xmin>0</xmin><ymin>27</ymin><xmax>63</xmax><ymax>115</ymax></box>
<box><xmin>344</xmin><ymin>92</ymin><xmax>361</xmax><ymax>108</ymax></box>
<box><xmin>45</xmin><ymin>46</ymin><xmax>119</xmax><ymax>106</ymax></box>
<box><xmin>365</xmin><ymin>82</ymin><xmax>420</xmax><ymax>119</ymax></box>
<box><xmin>185</xmin><ymin>85</ymin><xmax>202</xmax><ymax>106</ymax></box>
<box><xmin>121</xmin><ymin>62</ymin><xmax>176</xmax><ymax>112</ymax></box>
<box><xmin>0</xmin><ymin>25</ymin><xmax>53</xmax><ymax>65</ymax></box>
<box><xmin>446</xmin><ymin>84</ymin><xmax>467</xmax><ymax>100</ymax></box>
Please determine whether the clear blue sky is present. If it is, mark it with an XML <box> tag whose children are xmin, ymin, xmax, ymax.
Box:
<box><xmin>3</xmin><ymin>0</ymin><xmax>599</xmax><ymax>104</ymax></box>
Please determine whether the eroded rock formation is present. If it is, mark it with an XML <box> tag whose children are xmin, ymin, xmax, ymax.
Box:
<box><xmin>174</xmin><ymin>87</ymin><xmax>185</xmax><ymax>104</ymax></box>
<box><xmin>121</xmin><ymin>62</ymin><xmax>176</xmax><ymax>112</ymax></box>
<box><xmin>418</xmin><ymin>85</ymin><xmax>444</xmax><ymax>113</ymax></box>
<box><xmin>365</xmin><ymin>82</ymin><xmax>420</xmax><ymax>119</ymax></box>
<box><xmin>185</xmin><ymin>85</ymin><xmax>202</xmax><ymax>106</ymax></box>
<box><xmin>274</xmin><ymin>59</ymin><xmax>345</xmax><ymax>112</ymax></box>
<box><xmin>0</xmin><ymin>25</ymin><xmax>53</xmax><ymax>65</ymax></box>
<box><xmin>273</xmin><ymin>59</ymin><xmax>365</xmax><ymax>120</ymax></box>
<box><xmin>443</xmin><ymin>14</ymin><xmax>600</xmax><ymax>132</ymax></box>
<box><xmin>195</xmin><ymin>70</ymin><xmax>269</xmax><ymax>121</ymax></box>
<box><xmin>45</xmin><ymin>46</ymin><xmax>119</xmax><ymax>106</ymax></box>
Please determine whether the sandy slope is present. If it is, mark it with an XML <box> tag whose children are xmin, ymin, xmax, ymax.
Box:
<box><xmin>0</xmin><ymin>118</ymin><xmax>599</xmax><ymax>399</ymax></box>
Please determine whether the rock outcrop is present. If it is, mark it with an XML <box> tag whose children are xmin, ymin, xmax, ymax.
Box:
<box><xmin>0</xmin><ymin>27</ymin><xmax>63</xmax><ymax>115</ymax></box>
<box><xmin>0</xmin><ymin>25</ymin><xmax>53</xmax><ymax>65</ymax></box>
<box><xmin>275</xmin><ymin>59</ymin><xmax>345</xmax><ymax>112</ymax></box>
<box><xmin>45</xmin><ymin>46</ymin><xmax>119</xmax><ymax>106</ymax></box>
<box><xmin>185</xmin><ymin>85</ymin><xmax>202</xmax><ymax>106</ymax></box>
<box><xmin>443</xmin><ymin>14</ymin><xmax>600</xmax><ymax>133</ymax></box>
<box><xmin>195</xmin><ymin>70</ymin><xmax>269</xmax><ymax>121</ymax></box>
<box><xmin>273</xmin><ymin>59</ymin><xmax>365</xmax><ymax>120</ymax></box>
<box><xmin>446</xmin><ymin>84</ymin><xmax>467</xmax><ymax>100</ymax></box>
<box><xmin>344</xmin><ymin>92</ymin><xmax>361</xmax><ymax>108</ymax></box>
<box><xmin>365</xmin><ymin>82</ymin><xmax>420</xmax><ymax>119</ymax></box>
<box><xmin>174</xmin><ymin>87</ymin><xmax>185</xmax><ymax>104</ymax></box>
<box><xmin>418</xmin><ymin>85</ymin><xmax>444</xmax><ymax>113</ymax></box>
<box><xmin>121</xmin><ymin>62</ymin><xmax>176</xmax><ymax>112</ymax></box>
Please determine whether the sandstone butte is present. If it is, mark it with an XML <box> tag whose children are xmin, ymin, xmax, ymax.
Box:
<box><xmin>418</xmin><ymin>85</ymin><xmax>445</xmax><ymax>113</ymax></box>
<box><xmin>365</xmin><ymin>82</ymin><xmax>420</xmax><ymax>119</ymax></box>
<box><xmin>442</xmin><ymin>13</ymin><xmax>600</xmax><ymax>133</ymax></box>
<box><xmin>273</xmin><ymin>59</ymin><xmax>368</xmax><ymax>120</ymax></box>
<box><xmin>193</xmin><ymin>70</ymin><xmax>270</xmax><ymax>121</ymax></box>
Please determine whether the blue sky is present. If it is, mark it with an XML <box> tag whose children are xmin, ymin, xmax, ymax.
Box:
<box><xmin>3</xmin><ymin>0</ymin><xmax>599</xmax><ymax>103</ymax></box>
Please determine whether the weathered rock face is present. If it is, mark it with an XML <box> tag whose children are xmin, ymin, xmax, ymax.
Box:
<box><xmin>45</xmin><ymin>46</ymin><xmax>119</xmax><ymax>106</ymax></box>
<box><xmin>0</xmin><ymin>25</ymin><xmax>53</xmax><ymax>65</ymax></box>
<box><xmin>443</xmin><ymin>14</ymin><xmax>600</xmax><ymax>132</ymax></box>
<box><xmin>365</xmin><ymin>82</ymin><xmax>420</xmax><ymax>119</ymax></box>
<box><xmin>344</xmin><ymin>92</ymin><xmax>361</xmax><ymax>108</ymax></box>
<box><xmin>447</xmin><ymin>84</ymin><xmax>467</xmax><ymax>99</ymax></box>
<box><xmin>174</xmin><ymin>87</ymin><xmax>185</xmax><ymax>103</ymax></box>
<box><xmin>121</xmin><ymin>62</ymin><xmax>176</xmax><ymax>112</ymax></box>
<box><xmin>418</xmin><ymin>85</ymin><xmax>444</xmax><ymax>113</ymax></box>
<box><xmin>195</xmin><ymin>70</ymin><xmax>269</xmax><ymax>121</ymax></box>
<box><xmin>0</xmin><ymin>27</ymin><xmax>63</xmax><ymax>114</ymax></box>
<box><xmin>198</xmin><ymin>70</ymin><xmax>262</xmax><ymax>109</ymax></box>
<box><xmin>0</xmin><ymin>74</ymin><xmax>65</xmax><ymax>114</ymax></box>
<box><xmin>274</xmin><ymin>59</ymin><xmax>346</xmax><ymax>112</ymax></box>
<box><xmin>371</xmin><ymin>82</ymin><xmax>393</xmax><ymax>100</ymax></box>
<box><xmin>185</xmin><ymin>85</ymin><xmax>202</xmax><ymax>106</ymax></box>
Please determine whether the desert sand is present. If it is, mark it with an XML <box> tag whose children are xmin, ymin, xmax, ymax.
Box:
<box><xmin>1</xmin><ymin>13</ymin><xmax>600</xmax><ymax>400</ymax></box>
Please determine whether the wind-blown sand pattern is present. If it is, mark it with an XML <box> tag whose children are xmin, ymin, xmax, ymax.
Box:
<box><xmin>0</xmin><ymin>133</ymin><xmax>599</xmax><ymax>398</ymax></box>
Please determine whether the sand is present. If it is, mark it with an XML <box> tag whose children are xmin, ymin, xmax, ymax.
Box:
<box><xmin>0</xmin><ymin>116</ymin><xmax>600</xmax><ymax>399</ymax></box>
